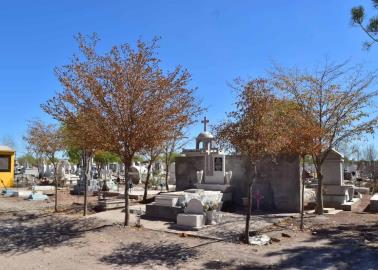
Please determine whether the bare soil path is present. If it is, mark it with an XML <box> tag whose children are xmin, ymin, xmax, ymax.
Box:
<box><xmin>0</xmin><ymin>195</ymin><xmax>378</xmax><ymax>269</ymax></box>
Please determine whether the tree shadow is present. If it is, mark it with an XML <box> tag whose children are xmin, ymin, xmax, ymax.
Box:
<box><xmin>100</xmin><ymin>242</ymin><xmax>199</xmax><ymax>267</ymax></box>
<box><xmin>265</xmin><ymin>223</ymin><xmax>378</xmax><ymax>269</ymax></box>
<box><xmin>0</xmin><ymin>212</ymin><xmax>110</xmax><ymax>254</ymax></box>
<box><xmin>203</xmin><ymin>259</ymin><xmax>271</xmax><ymax>270</ymax></box>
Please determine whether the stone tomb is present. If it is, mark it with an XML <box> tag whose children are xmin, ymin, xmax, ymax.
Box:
<box><xmin>176</xmin><ymin>116</ymin><xmax>302</xmax><ymax>212</ymax></box>
<box><xmin>322</xmin><ymin>149</ymin><xmax>360</xmax><ymax>210</ymax></box>
<box><xmin>145</xmin><ymin>189</ymin><xmax>222</xmax><ymax>221</ymax></box>
<box><xmin>145</xmin><ymin>192</ymin><xmax>184</xmax><ymax>220</ymax></box>
<box><xmin>177</xmin><ymin>198</ymin><xmax>205</xmax><ymax>229</ymax></box>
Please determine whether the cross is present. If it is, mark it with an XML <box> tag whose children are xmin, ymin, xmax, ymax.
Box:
<box><xmin>201</xmin><ymin>117</ymin><xmax>209</xmax><ymax>132</ymax></box>
<box><xmin>252</xmin><ymin>190</ymin><xmax>264</xmax><ymax>211</ymax></box>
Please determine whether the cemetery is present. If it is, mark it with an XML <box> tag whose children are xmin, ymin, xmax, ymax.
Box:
<box><xmin>2</xmin><ymin>1</ymin><xmax>378</xmax><ymax>269</ymax></box>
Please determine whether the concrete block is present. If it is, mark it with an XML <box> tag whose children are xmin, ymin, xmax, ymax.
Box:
<box><xmin>28</xmin><ymin>193</ymin><xmax>49</xmax><ymax>201</ymax></box>
<box><xmin>145</xmin><ymin>203</ymin><xmax>183</xmax><ymax>221</ymax></box>
<box><xmin>354</xmin><ymin>187</ymin><xmax>370</xmax><ymax>194</ymax></box>
<box><xmin>323</xmin><ymin>194</ymin><xmax>348</xmax><ymax>209</ymax></box>
<box><xmin>97</xmin><ymin>199</ymin><xmax>125</xmax><ymax>211</ymax></box>
<box><xmin>323</xmin><ymin>185</ymin><xmax>349</xmax><ymax>195</ymax></box>
<box><xmin>14</xmin><ymin>190</ymin><xmax>34</xmax><ymax>198</ymax></box>
<box><xmin>370</xmin><ymin>193</ymin><xmax>378</xmax><ymax>212</ymax></box>
<box><xmin>177</xmin><ymin>213</ymin><xmax>205</xmax><ymax>229</ymax></box>
<box><xmin>155</xmin><ymin>195</ymin><xmax>178</xmax><ymax>207</ymax></box>
<box><xmin>341</xmin><ymin>198</ymin><xmax>361</xmax><ymax>211</ymax></box>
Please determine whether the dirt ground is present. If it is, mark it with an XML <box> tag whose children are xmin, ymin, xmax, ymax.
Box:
<box><xmin>0</xmin><ymin>193</ymin><xmax>378</xmax><ymax>270</ymax></box>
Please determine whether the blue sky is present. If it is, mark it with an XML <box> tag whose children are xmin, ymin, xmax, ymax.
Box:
<box><xmin>1</xmin><ymin>0</ymin><xmax>377</xmax><ymax>155</ymax></box>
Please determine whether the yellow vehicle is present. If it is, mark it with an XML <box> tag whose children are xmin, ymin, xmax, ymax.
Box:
<box><xmin>0</xmin><ymin>146</ymin><xmax>15</xmax><ymax>188</ymax></box>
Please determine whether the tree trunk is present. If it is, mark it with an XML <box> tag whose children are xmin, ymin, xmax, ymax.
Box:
<box><xmin>143</xmin><ymin>162</ymin><xmax>153</xmax><ymax>202</ymax></box>
<box><xmin>165</xmin><ymin>153</ymin><xmax>170</xmax><ymax>191</ymax></box>
<box><xmin>300</xmin><ymin>155</ymin><xmax>305</xmax><ymax>231</ymax></box>
<box><xmin>53</xmin><ymin>161</ymin><xmax>58</xmax><ymax>213</ymax></box>
<box><xmin>315</xmin><ymin>167</ymin><xmax>324</xmax><ymax>215</ymax></box>
<box><xmin>165</xmin><ymin>164</ymin><xmax>169</xmax><ymax>191</ymax></box>
<box><xmin>244</xmin><ymin>163</ymin><xmax>257</xmax><ymax>244</ymax></box>
<box><xmin>124</xmin><ymin>160</ymin><xmax>131</xmax><ymax>227</ymax></box>
<box><xmin>244</xmin><ymin>181</ymin><xmax>252</xmax><ymax>244</ymax></box>
<box><xmin>83</xmin><ymin>151</ymin><xmax>88</xmax><ymax>216</ymax></box>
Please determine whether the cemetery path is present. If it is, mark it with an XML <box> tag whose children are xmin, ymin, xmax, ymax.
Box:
<box><xmin>1</xmin><ymin>195</ymin><xmax>378</xmax><ymax>269</ymax></box>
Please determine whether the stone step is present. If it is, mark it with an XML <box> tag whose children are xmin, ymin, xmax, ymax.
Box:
<box><xmin>341</xmin><ymin>198</ymin><xmax>361</xmax><ymax>211</ymax></box>
<box><xmin>97</xmin><ymin>199</ymin><xmax>125</xmax><ymax>211</ymax></box>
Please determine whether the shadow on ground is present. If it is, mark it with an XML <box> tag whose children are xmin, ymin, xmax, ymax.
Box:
<box><xmin>0</xmin><ymin>212</ymin><xmax>109</xmax><ymax>254</ymax></box>
<box><xmin>100</xmin><ymin>242</ymin><xmax>199</xmax><ymax>267</ymax></box>
<box><xmin>203</xmin><ymin>259</ymin><xmax>272</xmax><ymax>270</ymax></box>
<box><xmin>265</xmin><ymin>223</ymin><xmax>378</xmax><ymax>269</ymax></box>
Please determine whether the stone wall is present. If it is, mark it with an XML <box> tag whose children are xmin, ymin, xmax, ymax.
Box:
<box><xmin>175</xmin><ymin>154</ymin><xmax>301</xmax><ymax>213</ymax></box>
<box><xmin>175</xmin><ymin>156</ymin><xmax>205</xmax><ymax>190</ymax></box>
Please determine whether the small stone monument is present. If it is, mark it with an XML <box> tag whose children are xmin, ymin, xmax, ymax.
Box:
<box><xmin>177</xmin><ymin>198</ymin><xmax>205</xmax><ymax>229</ymax></box>
<box><xmin>322</xmin><ymin>149</ymin><xmax>358</xmax><ymax>210</ymax></box>
<box><xmin>196</xmin><ymin>170</ymin><xmax>203</xmax><ymax>184</ymax></box>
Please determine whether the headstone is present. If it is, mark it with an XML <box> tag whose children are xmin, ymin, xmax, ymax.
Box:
<box><xmin>322</xmin><ymin>149</ymin><xmax>359</xmax><ymax>209</ymax></box>
<box><xmin>184</xmin><ymin>198</ymin><xmax>204</xmax><ymax>214</ymax></box>
<box><xmin>322</xmin><ymin>149</ymin><xmax>344</xmax><ymax>186</ymax></box>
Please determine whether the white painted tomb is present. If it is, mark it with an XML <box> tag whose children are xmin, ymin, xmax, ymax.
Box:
<box><xmin>177</xmin><ymin>198</ymin><xmax>205</xmax><ymax>229</ymax></box>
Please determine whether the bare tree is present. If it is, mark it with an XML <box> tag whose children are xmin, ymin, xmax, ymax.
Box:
<box><xmin>142</xmin><ymin>146</ymin><xmax>162</xmax><ymax>202</ymax></box>
<box><xmin>43</xmin><ymin>34</ymin><xmax>202</xmax><ymax>226</ymax></box>
<box><xmin>57</xmin><ymin>112</ymin><xmax>104</xmax><ymax>216</ymax></box>
<box><xmin>162</xmin><ymin>130</ymin><xmax>189</xmax><ymax>191</ymax></box>
<box><xmin>24</xmin><ymin>120</ymin><xmax>63</xmax><ymax>212</ymax></box>
<box><xmin>273</xmin><ymin>61</ymin><xmax>378</xmax><ymax>214</ymax></box>
<box><xmin>364</xmin><ymin>144</ymin><xmax>377</xmax><ymax>178</ymax></box>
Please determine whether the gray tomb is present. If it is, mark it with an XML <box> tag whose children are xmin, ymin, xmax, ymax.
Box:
<box><xmin>176</xmin><ymin>117</ymin><xmax>302</xmax><ymax>212</ymax></box>
<box><xmin>322</xmin><ymin>149</ymin><xmax>360</xmax><ymax>210</ymax></box>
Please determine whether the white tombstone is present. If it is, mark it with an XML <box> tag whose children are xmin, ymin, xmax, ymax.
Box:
<box><xmin>322</xmin><ymin>149</ymin><xmax>344</xmax><ymax>185</ymax></box>
<box><xmin>177</xmin><ymin>198</ymin><xmax>205</xmax><ymax>229</ymax></box>
<box><xmin>196</xmin><ymin>170</ymin><xmax>203</xmax><ymax>184</ymax></box>
<box><xmin>322</xmin><ymin>149</ymin><xmax>357</xmax><ymax>208</ymax></box>
<box><xmin>168</xmin><ymin>162</ymin><xmax>176</xmax><ymax>184</ymax></box>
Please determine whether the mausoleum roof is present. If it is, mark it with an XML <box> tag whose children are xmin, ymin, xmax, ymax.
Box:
<box><xmin>197</xmin><ymin>131</ymin><xmax>214</xmax><ymax>140</ymax></box>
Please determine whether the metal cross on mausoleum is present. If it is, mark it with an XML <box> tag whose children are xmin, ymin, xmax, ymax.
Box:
<box><xmin>252</xmin><ymin>190</ymin><xmax>264</xmax><ymax>211</ymax></box>
<box><xmin>201</xmin><ymin>116</ymin><xmax>209</xmax><ymax>132</ymax></box>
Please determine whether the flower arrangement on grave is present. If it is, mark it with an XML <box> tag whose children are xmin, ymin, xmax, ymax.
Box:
<box><xmin>203</xmin><ymin>201</ymin><xmax>218</xmax><ymax>212</ymax></box>
<box><xmin>179</xmin><ymin>200</ymin><xmax>187</xmax><ymax>209</ymax></box>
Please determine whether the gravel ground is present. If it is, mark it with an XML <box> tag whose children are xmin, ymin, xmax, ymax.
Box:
<box><xmin>0</xmin><ymin>194</ymin><xmax>378</xmax><ymax>269</ymax></box>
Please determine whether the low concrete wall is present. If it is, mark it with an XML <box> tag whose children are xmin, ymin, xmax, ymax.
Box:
<box><xmin>176</xmin><ymin>154</ymin><xmax>301</xmax><ymax>213</ymax></box>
